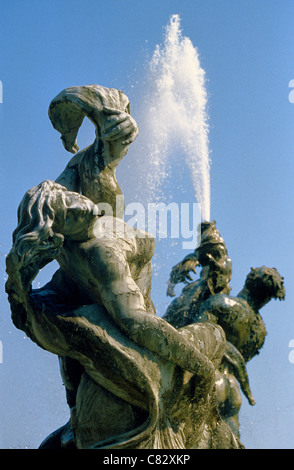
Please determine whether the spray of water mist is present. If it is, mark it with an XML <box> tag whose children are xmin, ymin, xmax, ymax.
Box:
<box><xmin>143</xmin><ymin>14</ymin><xmax>211</xmax><ymax>222</ymax></box>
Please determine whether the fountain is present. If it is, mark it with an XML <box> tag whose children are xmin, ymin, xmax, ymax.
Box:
<box><xmin>143</xmin><ymin>14</ymin><xmax>210</xmax><ymax>222</ymax></box>
<box><xmin>4</xmin><ymin>16</ymin><xmax>286</xmax><ymax>450</ymax></box>
<box><xmin>5</xmin><ymin>83</ymin><xmax>243</xmax><ymax>449</ymax></box>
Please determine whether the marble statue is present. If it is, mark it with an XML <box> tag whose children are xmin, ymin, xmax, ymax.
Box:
<box><xmin>5</xmin><ymin>85</ymin><xmax>243</xmax><ymax>449</ymax></box>
<box><xmin>165</xmin><ymin>223</ymin><xmax>285</xmax><ymax>436</ymax></box>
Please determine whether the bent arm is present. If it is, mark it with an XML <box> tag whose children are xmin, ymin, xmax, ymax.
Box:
<box><xmin>167</xmin><ymin>253</ymin><xmax>199</xmax><ymax>296</ymax></box>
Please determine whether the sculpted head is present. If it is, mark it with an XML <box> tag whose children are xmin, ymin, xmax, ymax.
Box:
<box><xmin>244</xmin><ymin>266</ymin><xmax>286</xmax><ymax>302</ymax></box>
<box><xmin>11</xmin><ymin>180</ymin><xmax>98</xmax><ymax>269</ymax></box>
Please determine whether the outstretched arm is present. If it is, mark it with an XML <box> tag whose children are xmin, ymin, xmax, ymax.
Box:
<box><xmin>167</xmin><ymin>253</ymin><xmax>199</xmax><ymax>297</ymax></box>
<box><xmin>75</xmin><ymin>241</ymin><xmax>214</xmax><ymax>380</ymax></box>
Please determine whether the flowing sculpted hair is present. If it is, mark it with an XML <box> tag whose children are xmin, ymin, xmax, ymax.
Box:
<box><xmin>11</xmin><ymin>180</ymin><xmax>68</xmax><ymax>270</ymax></box>
<box><xmin>5</xmin><ymin>179</ymin><xmax>98</xmax><ymax>328</ymax></box>
<box><xmin>12</xmin><ymin>179</ymin><xmax>98</xmax><ymax>273</ymax></box>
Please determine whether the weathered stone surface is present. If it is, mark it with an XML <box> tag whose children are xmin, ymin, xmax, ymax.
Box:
<box><xmin>6</xmin><ymin>179</ymin><xmax>242</xmax><ymax>449</ymax></box>
<box><xmin>165</xmin><ymin>223</ymin><xmax>285</xmax><ymax>437</ymax></box>
<box><xmin>5</xmin><ymin>85</ymin><xmax>261</xmax><ymax>449</ymax></box>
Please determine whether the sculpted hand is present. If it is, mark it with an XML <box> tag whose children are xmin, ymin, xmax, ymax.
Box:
<box><xmin>171</xmin><ymin>255</ymin><xmax>199</xmax><ymax>282</ymax></box>
<box><xmin>167</xmin><ymin>254</ymin><xmax>199</xmax><ymax>296</ymax></box>
<box><xmin>102</xmin><ymin>107</ymin><xmax>139</xmax><ymax>145</ymax></box>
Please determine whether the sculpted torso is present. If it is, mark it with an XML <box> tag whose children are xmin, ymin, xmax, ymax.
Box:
<box><xmin>197</xmin><ymin>294</ymin><xmax>267</xmax><ymax>362</ymax></box>
<box><xmin>56</xmin><ymin>141</ymin><xmax>127</xmax><ymax>216</ymax></box>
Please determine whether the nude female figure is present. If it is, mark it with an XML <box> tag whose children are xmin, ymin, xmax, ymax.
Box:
<box><xmin>5</xmin><ymin>180</ymin><xmax>241</xmax><ymax>449</ymax></box>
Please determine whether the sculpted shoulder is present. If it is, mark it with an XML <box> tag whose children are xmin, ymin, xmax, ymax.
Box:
<box><xmin>198</xmin><ymin>294</ymin><xmax>246</xmax><ymax>319</ymax></box>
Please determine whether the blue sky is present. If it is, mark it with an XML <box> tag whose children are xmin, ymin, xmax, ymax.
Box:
<box><xmin>0</xmin><ymin>0</ymin><xmax>294</xmax><ymax>449</ymax></box>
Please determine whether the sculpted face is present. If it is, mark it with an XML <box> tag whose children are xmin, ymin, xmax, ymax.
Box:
<box><xmin>56</xmin><ymin>192</ymin><xmax>99</xmax><ymax>241</ymax></box>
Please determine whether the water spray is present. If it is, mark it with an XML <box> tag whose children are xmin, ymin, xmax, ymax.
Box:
<box><xmin>144</xmin><ymin>14</ymin><xmax>211</xmax><ymax>222</ymax></box>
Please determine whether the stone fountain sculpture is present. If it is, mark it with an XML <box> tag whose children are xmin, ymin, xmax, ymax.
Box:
<box><xmin>5</xmin><ymin>84</ymin><xmax>284</xmax><ymax>449</ymax></box>
<box><xmin>165</xmin><ymin>223</ymin><xmax>285</xmax><ymax>436</ymax></box>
